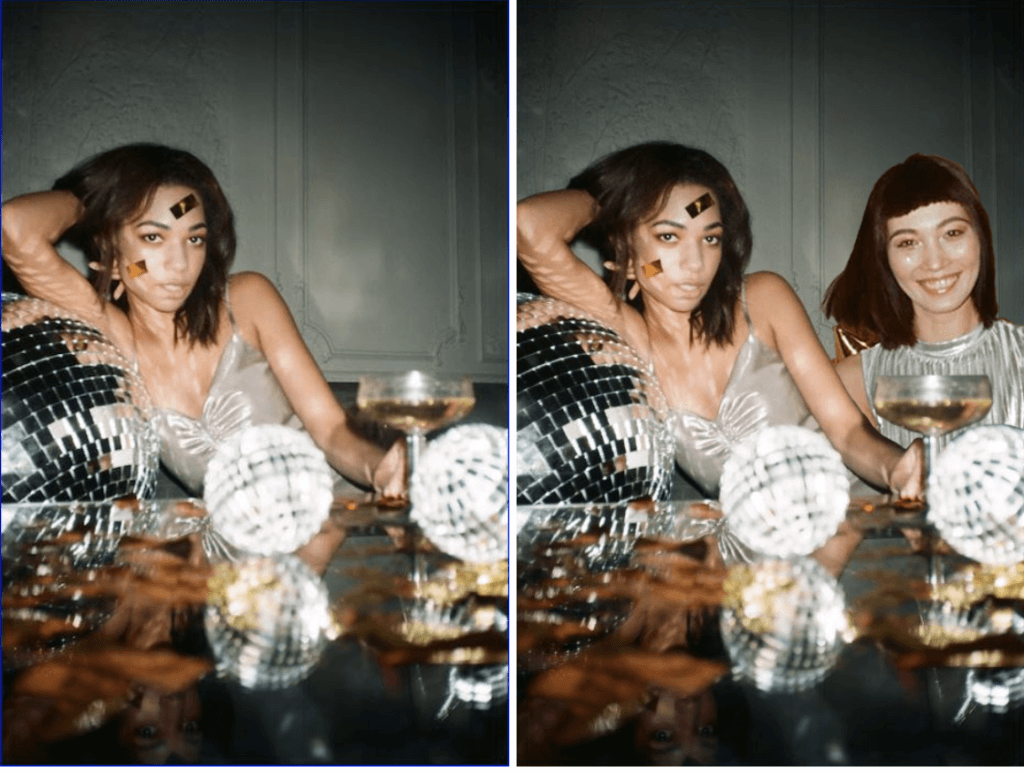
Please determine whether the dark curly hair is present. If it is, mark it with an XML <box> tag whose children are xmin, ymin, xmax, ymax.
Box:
<box><xmin>53</xmin><ymin>143</ymin><xmax>236</xmax><ymax>346</ymax></box>
<box><xmin>823</xmin><ymin>153</ymin><xmax>997</xmax><ymax>349</ymax></box>
<box><xmin>568</xmin><ymin>141</ymin><xmax>753</xmax><ymax>347</ymax></box>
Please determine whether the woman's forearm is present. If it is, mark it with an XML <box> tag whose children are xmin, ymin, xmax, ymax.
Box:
<box><xmin>2</xmin><ymin>190</ymin><xmax>83</xmax><ymax>262</ymax></box>
<box><xmin>516</xmin><ymin>188</ymin><xmax>598</xmax><ymax>263</ymax></box>
<box><xmin>322</xmin><ymin>422</ymin><xmax>384</xmax><ymax>489</ymax></box>
<box><xmin>835</xmin><ymin>416</ymin><xmax>919</xmax><ymax>496</ymax></box>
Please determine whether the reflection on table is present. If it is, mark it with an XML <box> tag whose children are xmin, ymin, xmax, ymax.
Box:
<box><xmin>517</xmin><ymin>498</ymin><xmax>1023</xmax><ymax>765</ymax></box>
<box><xmin>2</xmin><ymin>496</ymin><xmax>508</xmax><ymax>765</ymax></box>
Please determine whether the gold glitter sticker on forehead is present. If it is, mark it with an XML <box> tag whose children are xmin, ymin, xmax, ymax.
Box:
<box><xmin>170</xmin><ymin>193</ymin><xmax>198</xmax><ymax>219</ymax></box>
<box><xmin>126</xmin><ymin>260</ymin><xmax>147</xmax><ymax>279</ymax></box>
<box><xmin>685</xmin><ymin>192</ymin><xmax>714</xmax><ymax>219</ymax></box>
<box><xmin>643</xmin><ymin>260</ymin><xmax>663</xmax><ymax>278</ymax></box>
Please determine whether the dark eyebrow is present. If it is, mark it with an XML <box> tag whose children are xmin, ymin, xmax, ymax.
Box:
<box><xmin>889</xmin><ymin>216</ymin><xmax>970</xmax><ymax>240</ymax></box>
<box><xmin>133</xmin><ymin>220</ymin><xmax>208</xmax><ymax>231</ymax></box>
<box><xmin>651</xmin><ymin>219</ymin><xmax>723</xmax><ymax>230</ymax></box>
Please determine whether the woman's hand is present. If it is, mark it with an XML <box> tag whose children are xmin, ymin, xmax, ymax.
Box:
<box><xmin>887</xmin><ymin>437</ymin><xmax>926</xmax><ymax>501</ymax></box>
<box><xmin>371</xmin><ymin>438</ymin><xmax>407</xmax><ymax>498</ymax></box>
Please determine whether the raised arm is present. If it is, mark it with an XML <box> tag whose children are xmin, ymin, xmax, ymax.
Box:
<box><xmin>517</xmin><ymin>189</ymin><xmax>646</xmax><ymax>349</ymax></box>
<box><xmin>2</xmin><ymin>190</ymin><xmax>132</xmax><ymax>351</ymax></box>
<box><xmin>746</xmin><ymin>271</ymin><xmax>923</xmax><ymax>498</ymax></box>
<box><xmin>228</xmin><ymin>272</ymin><xmax>404</xmax><ymax>495</ymax></box>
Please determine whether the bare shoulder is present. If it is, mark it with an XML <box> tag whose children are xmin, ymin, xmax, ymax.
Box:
<box><xmin>744</xmin><ymin>271</ymin><xmax>799</xmax><ymax>304</ymax></box>
<box><xmin>742</xmin><ymin>271</ymin><xmax>806</xmax><ymax>342</ymax></box>
<box><xmin>226</xmin><ymin>272</ymin><xmax>295</xmax><ymax>345</ymax></box>
<box><xmin>228</xmin><ymin>270</ymin><xmax>281</xmax><ymax>298</ymax></box>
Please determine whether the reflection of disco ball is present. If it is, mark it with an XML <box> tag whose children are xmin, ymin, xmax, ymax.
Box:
<box><xmin>721</xmin><ymin>558</ymin><xmax>851</xmax><ymax>693</ymax></box>
<box><xmin>204</xmin><ymin>425</ymin><xmax>333</xmax><ymax>555</ymax></box>
<box><xmin>1</xmin><ymin>293</ymin><xmax>158</xmax><ymax>503</ymax></box>
<box><xmin>445</xmin><ymin>664</ymin><xmax>509</xmax><ymax>713</ymax></box>
<box><xmin>929</xmin><ymin>425</ymin><xmax>1024</xmax><ymax>565</ymax></box>
<box><xmin>410</xmin><ymin>423</ymin><xmax>508</xmax><ymax>563</ymax></box>
<box><xmin>721</xmin><ymin>426</ymin><xmax>849</xmax><ymax>557</ymax></box>
<box><xmin>204</xmin><ymin>555</ymin><xmax>334</xmax><ymax>690</ymax></box>
<box><xmin>966</xmin><ymin>668</ymin><xmax>1024</xmax><ymax>713</ymax></box>
<box><xmin>516</xmin><ymin>294</ymin><xmax>673</xmax><ymax>504</ymax></box>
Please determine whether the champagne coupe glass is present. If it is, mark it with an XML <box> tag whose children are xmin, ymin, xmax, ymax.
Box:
<box><xmin>873</xmin><ymin>374</ymin><xmax>992</xmax><ymax>584</ymax></box>
<box><xmin>356</xmin><ymin>370</ymin><xmax>476</xmax><ymax>489</ymax></box>
<box><xmin>874</xmin><ymin>374</ymin><xmax>993</xmax><ymax>482</ymax></box>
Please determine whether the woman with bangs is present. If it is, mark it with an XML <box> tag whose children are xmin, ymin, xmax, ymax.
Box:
<box><xmin>517</xmin><ymin>141</ymin><xmax>923</xmax><ymax>511</ymax></box>
<box><xmin>824</xmin><ymin>153</ymin><xmax>1024</xmax><ymax>448</ymax></box>
<box><xmin>1</xmin><ymin>143</ymin><xmax>405</xmax><ymax>499</ymax></box>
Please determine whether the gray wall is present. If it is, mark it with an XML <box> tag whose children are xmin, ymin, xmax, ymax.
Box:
<box><xmin>518</xmin><ymin>1</ymin><xmax>1023</xmax><ymax>346</ymax></box>
<box><xmin>2</xmin><ymin>0</ymin><xmax>509</xmax><ymax>383</ymax></box>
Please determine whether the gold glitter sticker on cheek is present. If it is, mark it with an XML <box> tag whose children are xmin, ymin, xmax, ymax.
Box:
<box><xmin>686</xmin><ymin>192</ymin><xmax>714</xmax><ymax>218</ymax></box>
<box><xmin>643</xmin><ymin>260</ymin><xmax>663</xmax><ymax>278</ymax></box>
<box><xmin>170</xmin><ymin>193</ymin><xmax>199</xmax><ymax>219</ymax></box>
<box><xmin>126</xmin><ymin>260</ymin><xmax>147</xmax><ymax>279</ymax></box>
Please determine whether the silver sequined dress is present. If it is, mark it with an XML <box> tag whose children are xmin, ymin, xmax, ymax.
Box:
<box><xmin>860</xmin><ymin>320</ymin><xmax>1024</xmax><ymax>454</ymax></box>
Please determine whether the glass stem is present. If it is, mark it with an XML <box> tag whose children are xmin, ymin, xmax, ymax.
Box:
<box><xmin>923</xmin><ymin>434</ymin><xmax>943</xmax><ymax>586</ymax></box>
<box><xmin>407</xmin><ymin>428</ymin><xmax>427</xmax><ymax>584</ymax></box>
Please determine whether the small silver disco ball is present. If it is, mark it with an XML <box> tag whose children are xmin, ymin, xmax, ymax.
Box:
<box><xmin>204</xmin><ymin>554</ymin><xmax>334</xmax><ymax>690</ymax></box>
<box><xmin>929</xmin><ymin>425</ymin><xmax>1024</xmax><ymax>565</ymax></box>
<box><xmin>720</xmin><ymin>558</ymin><xmax>851</xmax><ymax>693</ymax></box>
<box><xmin>410</xmin><ymin>423</ymin><xmax>508</xmax><ymax>564</ymax></box>
<box><xmin>1</xmin><ymin>293</ymin><xmax>158</xmax><ymax>502</ymax></box>
<box><xmin>204</xmin><ymin>425</ymin><xmax>334</xmax><ymax>556</ymax></box>
<box><xmin>720</xmin><ymin>426</ymin><xmax>850</xmax><ymax>557</ymax></box>
<box><xmin>516</xmin><ymin>293</ymin><xmax>673</xmax><ymax>505</ymax></box>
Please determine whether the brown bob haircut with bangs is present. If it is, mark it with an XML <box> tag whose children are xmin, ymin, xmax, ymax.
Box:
<box><xmin>53</xmin><ymin>143</ymin><xmax>236</xmax><ymax>346</ymax></box>
<box><xmin>568</xmin><ymin>141</ymin><xmax>753</xmax><ymax>348</ymax></box>
<box><xmin>823</xmin><ymin>153</ymin><xmax>998</xmax><ymax>349</ymax></box>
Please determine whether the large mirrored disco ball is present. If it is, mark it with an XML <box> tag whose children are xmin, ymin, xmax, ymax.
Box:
<box><xmin>204</xmin><ymin>555</ymin><xmax>335</xmax><ymax>690</ymax></box>
<box><xmin>2</xmin><ymin>293</ymin><xmax>158</xmax><ymax>503</ymax></box>
<box><xmin>410</xmin><ymin>423</ymin><xmax>508</xmax><ymax>564</ymax></box>
<box><xmin>929</xmin><ymin>425</ymin><xmax>1024</xmax><ymax>566</ymax></box>
<box><xmin>204</xmin><ymin>424</ymin><xmax>334</xmax><ymax>556</ymax></box>
<box><xmin>720</xmin><ymin>558</ymin><xmax>852</xmax><ymax>693</ymax></box>
<box><xmin>516</xmin><ymin>293</ymin><xmax>673</xmax><ymax>505</ymax></box>
<box><xmin>720</xmin><ymin>426</ymin><xmax>850</xmax><ymax>558</ymax></box>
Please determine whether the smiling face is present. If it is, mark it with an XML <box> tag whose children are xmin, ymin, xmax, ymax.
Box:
<box><xmin>116</xmin><ymin>184</ymin><xmax>208</xmax><ymax>314</ymax></box>
<box><xmin>885</xmin><ymin>201</ymin><xmax>981</xmax><ymax>335</ymax></box>
<box><xmin>630</xmin><ymin>183</ymin><xmax>723</xmax><ymax>315</ymax></box>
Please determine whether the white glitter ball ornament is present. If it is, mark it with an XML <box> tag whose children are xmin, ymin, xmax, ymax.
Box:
<box><xmin>204</xmin><ymin>425</ymin><xmax>333</xmax><ymax>556</ymax></box>
<box><xmin>720</xmin><ymin>558</ymin><xmax>852</xmax><ymax>693</ymax></box>
<box><xmin>410</xmin><ymin>423</ymin><xmax>508</xmax><ymax>564</ymax></box>
<box><xmin>204</xmin><ymin>554</ymin><xmax>335</xmax><ymax>690</ymax></box>
<box><xmin>720</xmin><ymin>426</ymin><xmax>850</xmax><ymax>557</ymax></box>
<box><xmin>928</xmin><ymin>425</ymin><xmax>1024</xmax><ymax>566</ymax></box>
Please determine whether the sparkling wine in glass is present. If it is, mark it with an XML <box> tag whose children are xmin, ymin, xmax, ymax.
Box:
<box><xmin>874</xmin><ymin>374</ymin><xmax>993</xmax><ymax>475</ymax></box>
<box><xmin>356</xmin><ymin>371</ymin><xmax>475</xmax><ymax>494</ymax></box>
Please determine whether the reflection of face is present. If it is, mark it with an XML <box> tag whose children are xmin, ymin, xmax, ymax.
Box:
<box><xmin>117</xmin><ymin>184</ymin><xmax>208</xmax><ymax>314</ymax></box>
<box><xmin>118</xmin><ymin>685</ymin><xmax>201</xmax><ymax>764</ymax></box>
<box><xmin>631</xmin><ymin>184</ymin><xmax>723</xmax><ymax>314</ymax></box>
<box><xmin>635</xmin><ymin>687</ymin><xmax>718</xmax><ymax>765</ymax></box>
<box><xmin>885</xmin><ymin>201</ymin><xmax>981</xmax><ymax>331</ymax></box>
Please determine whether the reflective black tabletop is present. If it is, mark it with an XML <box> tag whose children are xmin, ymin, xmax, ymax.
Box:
<box><xmin>2</xmin><ymin>497</ymin><xmax>509</xmax><ymax>765</ymax></box>
<box><xmin>516</xmin><ymin>497</ymin><xmax>1023</xmax><ymax>765</ymax></box>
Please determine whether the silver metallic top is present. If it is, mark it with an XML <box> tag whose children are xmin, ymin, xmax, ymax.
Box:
<box><xmin>861</xmin><ymin>320</ymin><xmax>1024</xmax><ymax>454</ymax></box>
